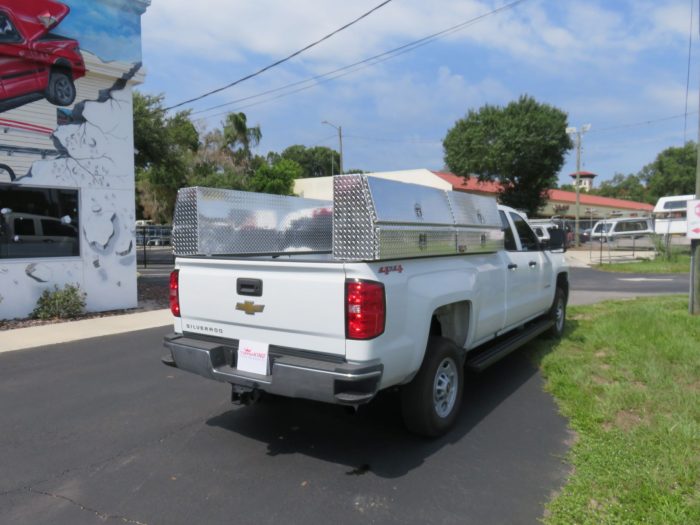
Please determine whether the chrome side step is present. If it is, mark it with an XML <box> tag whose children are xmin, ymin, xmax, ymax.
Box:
<box><xmin>465</xmin><ymin>318</ymin><xmax>554</xmax><ymax>372</ymax></box>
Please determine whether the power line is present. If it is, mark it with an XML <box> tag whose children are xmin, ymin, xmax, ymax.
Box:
<box><xmin>191</xmin><ymin>0</ymin><xmax>529</xmax><ymax>118</ymax></box>
<box><xmin>310</xmin><ymin>134</ymin><xmax>338</xmax><ymax>146</ymax></box>
<box><xmin>164</xmin><ymin>0</ymin><xmax>394</xmax><ymax>111</ymax></box>
<box><xmin>323</xmin><ymin>113</ymin><xmax>700</xmax><ymax>152</ymax></box>
<box><xmin>344</xmin><ymin>134</ymin><xmax>441</xmax><ymax>144</ymax></box>
<box><xmin>589</xmin><ymin>111</ymin><xmax>699</xmax><ymax>134</ymax></box>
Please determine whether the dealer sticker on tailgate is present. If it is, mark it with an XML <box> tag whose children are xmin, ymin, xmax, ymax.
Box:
<box><xmin>237</xmin><ymin>340</ymin><xmax>270</xmax><ymax>376</ymax></box>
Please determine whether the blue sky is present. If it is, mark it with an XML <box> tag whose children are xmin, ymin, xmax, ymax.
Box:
<box><xmin>139</xmin><ymin>0</ymin><xmax>698</xmax><ymax>187</ymax></box>
<box><xmin>60</xmin><ymin>0</ymin><xmax>143</xmax><ymax>63</ymax></box>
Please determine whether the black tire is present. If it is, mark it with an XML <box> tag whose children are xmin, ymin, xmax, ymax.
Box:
<box><xmin>548</xmin><ymin>287</ymin><xmax>567</xmax><ymax>338</ymax></box>
<box><xmin>46</xmin><ymin>70</ymin><xmax>76</xmax><ymax>106</ymax></box>
<box><xmin>401</xmin><ymin>336</ymin><xmax>464</xmax><ymax>438</ymax></box>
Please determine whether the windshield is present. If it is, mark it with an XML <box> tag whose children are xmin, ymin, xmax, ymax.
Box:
<box><xmin>594</xmin><ymin>223</ymin><xmax>613</xmax><ymax>233</ymax></box>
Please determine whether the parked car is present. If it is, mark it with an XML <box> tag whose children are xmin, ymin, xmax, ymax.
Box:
<box><xmin>529</xmin><ymin>219</ymin><xmax>574</xmax><ymax>247</ymax></box>
<box><xmin>528</xmin><ymin>220</ymin><xmax>555</xmax><ymax>244</ymax></box>
<box><xmin>589</xmin><ymin>218</ymin><xmax>653</xmax><ymax>242</ymax></box>
<box><xmin>0</xmin><ymin>0</ymin><xmax>86</xmax><ymax>112</ymax></box>
<box><xmin>580</xmin><ymin>228</ymin><xmax>592</xmax><ymax>243</ymax></box>
<box><xmin>0</xmin><ymin>211</ymin><xmax>78</xmax><ymax>257</ymax></box>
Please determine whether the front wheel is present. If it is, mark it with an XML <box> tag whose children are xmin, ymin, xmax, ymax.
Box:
<box><xmin>46</xmin><ymin>71</ymin><xmax>76</xmax><ymax>106</ymax></box>
<box><xmin>401</xmin><ymin>336</ymin><xmax>464</xmax><ymax>437</ymax></box>
<box><xmin>548</xmin><ymin>287</ymin><xmax>567</xmax><ymax>338</ymax></box>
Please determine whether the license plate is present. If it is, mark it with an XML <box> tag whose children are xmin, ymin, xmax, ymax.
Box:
<box><xmin>237</xmin><ymin>340</ymin><xmax>269</xmax><ymax>376</ymax></box>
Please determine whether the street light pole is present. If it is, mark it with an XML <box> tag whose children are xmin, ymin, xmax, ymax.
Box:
<box><xmin>566</xmin><ymin>124</ymin><xmax>591</xmax><ymax>247</ymax></box>
<box><xmin>322</xmin><ymin>120</ymin><xmax>343</xmax><ymax>175</ymax></box>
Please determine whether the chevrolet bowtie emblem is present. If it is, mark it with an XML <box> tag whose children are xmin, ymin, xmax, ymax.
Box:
<box><xmin>236</xmin><ymin>301</ymin><xmax>265</xmax><ymax>315</ymax></box>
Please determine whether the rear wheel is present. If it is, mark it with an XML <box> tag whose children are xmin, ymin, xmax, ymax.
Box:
<box><xmin>401</xmin><ymin>336</ymin><xmax>464</xmax><ymax>437</ymax></box>
<box><xmin>47</xmin><ymin>70</ymin><xmax>76</xmax><ymax>106</ymax></box>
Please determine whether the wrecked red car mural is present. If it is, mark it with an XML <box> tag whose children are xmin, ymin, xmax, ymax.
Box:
<box><xmin>0</xmin><ymin>0</ymin><xmax>86</xmax><ymax>113</ymax></box>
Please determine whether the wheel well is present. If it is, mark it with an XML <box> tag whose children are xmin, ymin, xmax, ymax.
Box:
<box><xmin>556</xmin><ymin>272</ymin><xmax>569</xmax><ymax>300</ymax></box>
<box><xmin>430</xmin><ymin>300</ymin><xmax>470</xmax><ymax>348</ymax></box>
<box><xmin>51</xmin><ymin>60</ymin><xmax>72</xmax><ymax>75</ymax></box>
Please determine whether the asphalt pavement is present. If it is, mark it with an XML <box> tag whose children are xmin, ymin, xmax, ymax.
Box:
<box><xmin>0</xmin><ymin>263</ymin><xmax>689</xmax><ymax>524</ymax></box>
<box><xmin>0</xmin><ymin>327</ymin><xmax>570</xmax><ymax>525</ymax></box>
<box><xmin>568</xmin><ymin>267</ymin><xmax>689</xmax><ymax>305</ymax></box>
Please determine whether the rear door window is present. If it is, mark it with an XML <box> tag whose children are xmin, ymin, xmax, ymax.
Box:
<box><xmin>14</xmin><ymin>217</ymin><xmax>35</xmax><ymax>236</ymax></box>
<box><xmin>509</xmin><ymin>212</ymin><xmax>539</xmax><ymax>251</ymax></box>
<box><xmin>499</xmin><ymin>211</ymin><xmax>516</xmax><ymax>251</ymax></box>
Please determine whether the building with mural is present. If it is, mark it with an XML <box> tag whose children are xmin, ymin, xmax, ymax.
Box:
<box><xmin>0</xmin><ymin>0</ymin><xmax>150</xmax><ymax>319</ymax></box>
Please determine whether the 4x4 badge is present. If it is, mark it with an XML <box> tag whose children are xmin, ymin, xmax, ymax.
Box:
<box><xmin>236</xmin><ymin>301</ymin><xmax>265</xmax><ymax>315</ymax></box>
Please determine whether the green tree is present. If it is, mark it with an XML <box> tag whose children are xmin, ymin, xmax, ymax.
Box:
<box><xmin>596</xmin><ymin>173</ymin><xmax>648</xmax><ymax>203</ymax></box>
<box><xmin>280</xmin><ymin>145</ymin><xmax>340</xmax><ymax>178</ymax></box>
<box><xmin>248</xmin><ymin>159</ymin><xmax>302</xmax><ymax>195</ymax></box>
<box><xmin>188</xmin><ymin>128</ymin><xmax>248</xmax><ymax>190</ymax></box>
<box><xmin>443</xmin><ymin>95</ymin><xmax>572</xmax><ymax>215</ymax></box>
<box><xmin>221</xmin><ymin>112</ymin><xmax>262</xmax><ymax>172</ymax></box>
<box><xmin>133</xmin><ymin>92</ymin><xmax>199</xmax><ymax>223</ymax></box>
<box><xmin>639</xmin><ymin>141</ymin><xmax>697</xmax><ymax>202</ymax></box>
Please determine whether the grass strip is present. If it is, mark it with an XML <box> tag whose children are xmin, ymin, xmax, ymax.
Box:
<box><xmin>534</xmin><ymin>296</ymin><xmax>700</xmax><ymax>524</ymax></box>
<box><xmin>594</xmin><ymin>255</ymin><xmax>691</xmax><ymax>274</ymax></box>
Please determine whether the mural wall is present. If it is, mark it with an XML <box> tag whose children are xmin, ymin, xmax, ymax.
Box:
<box><xmin>0</xmin><ymin>0</ymin><xmax>150</xmax><ymax>319</ymax></box>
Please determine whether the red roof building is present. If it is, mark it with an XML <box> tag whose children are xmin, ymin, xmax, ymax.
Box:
<box><xmin>569</xmin><ymin>171</ymin><xmax>597</xmax><ymax>192</ymax></box>
<box><xmin>431</xmin><ymin>170</ymin><xmax>652</xmax><ymax>218</ymax></box>
<box><xmin>295</xmin><ymin>169</ymin><xmax>653</xmax><ymax>219</ymax></box>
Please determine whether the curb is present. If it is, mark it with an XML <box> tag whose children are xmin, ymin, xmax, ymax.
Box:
<box><xmin>0</xmin><ymin>309</ymin><xmax>172</xmax><ymax>354</ymax></box>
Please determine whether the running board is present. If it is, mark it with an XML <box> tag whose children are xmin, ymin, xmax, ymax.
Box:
<box><xmin>465</xmin><ymin>318</ymin><xmax>554</xmax><ymax>372</ymax></box>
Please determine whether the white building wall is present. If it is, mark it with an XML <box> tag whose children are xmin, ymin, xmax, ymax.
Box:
<box><xmin>0</xmin><ymin>0</ymin><xmax>148</xmax><ymax>324</ymax></box>
<box><xmin>0</xmin><ymin>60</ymin><xmax>140</xmax><ymax>319</ymax></box>
<box><xmin>295</xmin><ymin>169</ymin><xmax>451</xmax><ymax>200</ymax></box>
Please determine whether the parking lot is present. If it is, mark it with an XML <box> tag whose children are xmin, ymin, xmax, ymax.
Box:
<box><xmin>0</xmin><ymin>327</ymin><xmax>570</xmax><ymax>525</ymax></box>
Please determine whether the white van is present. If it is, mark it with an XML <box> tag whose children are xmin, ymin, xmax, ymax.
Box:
<box><xmin>653</xmin><ymin>195</ymin><xmax>694</xmax><ymax>236</ymax></box>
<box><xmin>588</xmin><ymin>217</ymin><xmax>653</xmax><ymax>242</ymax></box>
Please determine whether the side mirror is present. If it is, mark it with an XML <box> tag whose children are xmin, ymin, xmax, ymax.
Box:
<box><xmin>547</xmin><ymin>229</ymin><xmax>566</xmax><ymax>252</ymax></box>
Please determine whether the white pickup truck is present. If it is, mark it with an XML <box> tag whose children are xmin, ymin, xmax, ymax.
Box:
<box><xmin>163</xmin><ymin>175</ymin><xmax>569</xmax><ymax>437</ymax></box>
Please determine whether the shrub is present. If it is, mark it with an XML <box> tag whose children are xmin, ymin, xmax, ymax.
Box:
<box><xmin>650</xmin><ymin>234</ymin><xmax>686</xmax><ymax>262</ymax></box>
<box><xmin>31</xmin><ymin>284</ymin><xmax>87</xmax><ymax>320</ymax></box>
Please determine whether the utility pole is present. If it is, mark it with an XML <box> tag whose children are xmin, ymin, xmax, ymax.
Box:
<box><xmin>566</xmin><ymin>124</ymin><xmax>591</xmax><ymax>247</ymax></box>
<box><xmin>322</xmin><ymin>120</ymin><xmax>343</xmax><ymax>175</ymax></box>
<box><xmin>691</xmin><ymin>74</ymin><xmax>700</xmax><ymax>313</ymax></box>
<box><xmin>691</xmin><ymin>0</ymin><xmax>700</xmax><ymax>315</ymax></box>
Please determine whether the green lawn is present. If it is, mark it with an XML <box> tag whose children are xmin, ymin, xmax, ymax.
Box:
<box><xmin>533</xmin><ymin>296</ymin><xmax>700</xmax><ymax>524</ymax></box>
<box><xmin>595</xmin><ymin>254</ymin><xmax>691</xmax><ymax>274</ymax></box>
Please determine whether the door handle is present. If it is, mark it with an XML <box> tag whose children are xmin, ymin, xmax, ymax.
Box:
<box><xmin>507</xmin><ymin>263</ymin><xmax>518</xmax><ymax>270</ymax></box>
<box><xmin>528</xmin><ymin>261</ymin><xmax>537</xmax><ymax>268</ymax></box>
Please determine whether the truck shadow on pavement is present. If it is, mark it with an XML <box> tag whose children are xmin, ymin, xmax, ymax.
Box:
<box><xmin>205</xmin><ymin>330</ymin><xmax>572</xmax><ymax>479</ymax></box>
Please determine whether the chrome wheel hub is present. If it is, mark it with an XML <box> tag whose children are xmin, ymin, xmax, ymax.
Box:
<box><xmin>433</xmin><ymin>357</ymin><xmax>458</xmax><ymax>418</ymax></box>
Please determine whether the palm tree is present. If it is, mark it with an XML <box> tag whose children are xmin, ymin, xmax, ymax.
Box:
<box><xmin>221</xmin><ymin>112</ymin><xmax>262</xmax><ymax>172</ymax></box>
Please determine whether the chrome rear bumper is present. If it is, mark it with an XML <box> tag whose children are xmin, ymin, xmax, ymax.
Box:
<box><xmin>163</xmin><ymin>333</ymin><xmax>382</xmax><ymax>405</ymax></box>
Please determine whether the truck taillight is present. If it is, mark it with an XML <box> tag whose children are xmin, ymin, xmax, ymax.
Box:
<box><xmin>345</xmin><ymin>280</ymin><xmax>385</xmax><ymax>340</ymax></box>
<box><xmin>169</xmin><ymin>270</ymin><xmax>180</xmax><ymax>317</ymax></box>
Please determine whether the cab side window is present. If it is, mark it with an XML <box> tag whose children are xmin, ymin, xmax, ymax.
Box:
<box><xmin>509</xmin><ymin>212</ymin><xmax>539</xmax><ymax>251</ymax></box>
<box><xmin>0</xmin><ymin>13</ymin><xmax>21</xmax><ymax>43</ymax></box>
<box><xmin>499</xmin><ymin>210</ymin><xmax>516</xmax><ymax>251</ymax></box>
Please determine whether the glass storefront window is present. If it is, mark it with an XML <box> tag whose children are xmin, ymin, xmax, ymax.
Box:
<box><xmin>0</xmin><ymin>185</ymin><xmax>80</xmax><ymax>258</ymax></box>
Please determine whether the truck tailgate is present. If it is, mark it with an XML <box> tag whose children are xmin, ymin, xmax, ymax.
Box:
<box><xmin>176</xmin><ymin>257</ymin><xmax>347</xmax><ymax>356</ymax></box>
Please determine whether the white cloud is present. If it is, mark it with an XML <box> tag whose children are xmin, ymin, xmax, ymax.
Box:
<box><xmin>140</xmin><ymin>0</ymin><xmax>699</xmax><ymax>179</ymax></box>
